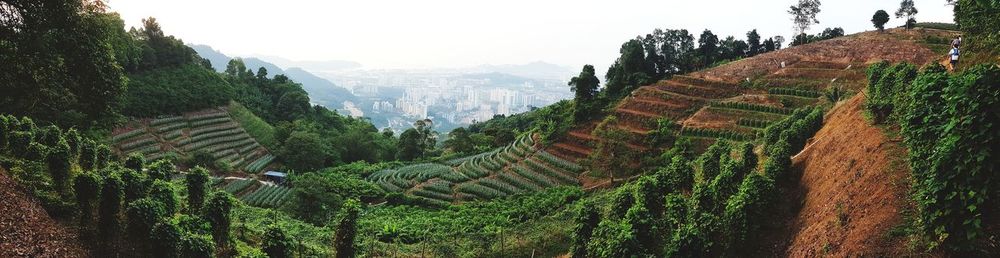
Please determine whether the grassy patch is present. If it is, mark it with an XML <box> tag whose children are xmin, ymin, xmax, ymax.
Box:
<box><xmin>227</xmin><ymin>101</ymin><xmax>277</xmax><ymax>149</ymax></box>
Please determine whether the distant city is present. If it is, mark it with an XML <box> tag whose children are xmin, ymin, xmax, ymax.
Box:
<box><xmin>324</xmin><ymin>69</ymin><xmax>573</xmax><ymax>132</ymax></box>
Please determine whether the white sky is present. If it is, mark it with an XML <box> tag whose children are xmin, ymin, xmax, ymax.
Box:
<box><xmin>107</xmin><ymin>0</ymin><xmax>955</xmax><ymax>71</ymax></box>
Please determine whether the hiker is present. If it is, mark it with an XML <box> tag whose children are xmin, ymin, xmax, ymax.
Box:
<box><xmin>952</xmin><ymin>36</ymin><xmax>962</xmax><ymax>49</ymax></box>
<box><xmin>948</xmin><ymin>44</ymin><xmax>960</xmax><ymax>71</ymax></box>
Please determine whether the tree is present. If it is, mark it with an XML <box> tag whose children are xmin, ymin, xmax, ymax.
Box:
<box><xmin>124</xmin><ymin>152</ymin><xmax>145</xmax><ymax>172</ymax></box>
<box><xmin>147</xmin><ymin>159</ymin><xmax>176</xmax><ymax>182</ymax></box>
<box><xmin>443</xmin><ymin>127</ymin><xmax>475</xmax><ymax>154</ymax></box>
<box><xmin>126</xmin><ymin>198</ymin><xmax>168</xmax><ymax>252</ymax></box>
<box><xmin>185</xmin><ymin>167</ymin><xmax>210</xmax><ymax>213</ymax></box>
<box><xmin>568</xmin><ymin>65</ymin><xmax>601</xmax><ymax>122</ymax></box>
<box><xmin>179</xmin><ymin>233</ymin><xmax>214</xmax><ymax>258</ymax></box>
<box><xmin>149</xmin><ymin>180</ymin><xmax>179</xmax><ymax>215</ymax></box>
<box><xmin>334</xmin><ymin>199</ymin><xmax>361</xmax><ymax>258</ymax></box>
<box><xmin>287</xmin><ymin>172</ymin><xmax>350</xmax><ymax>224</ymax></box>
<box><xmin>278</xmin><ymin>131</ymin><xmax>329</xmax><ymax>171</ymax></box>
<box><xmin>74</xmin><ymin>173</ymin><xmax>102</xmax><ymax>233</ymax></box>
<box><xmin>46</xmin><ymin>139</ymin><xmax>72</xmax><ymax>193</ymax></box>
<box><xmin>203</xmin><ymin>191</ymin><xmax>235</xmax><ymax>250</ymax></box>
<box><xmin>95</xmin><ymin>144</ymin><xmax>113</xmax><ymax>169</ymax></box>
<box><xmin>275</xmin><ymin>92</ymin><xmax>311</xmax><ymax>121</ymax></box>
<box><xmin>151</xmin><ymin>221</ymin><xmax>182</xmax><ymax>258</ymax></box>
<box><xmin>789</xmin><ymin>0</ymin><xmax>823</xmax><ymax>36</ymax></box>
<box><xmin>896</xmin><ymin>0</ymin><xmax>919</xmax><ymax>29</ymax></box>
<box><xmin>397</xmin><ymin>128</ymin><xmax>424</xmax><ymax>161</ymax></box>
<box><xmin>99</xmin><ymin>174</ymin><xmax>125</xmax><ymax>255</ymax></box>
<box><xmin>262</xmin><ymin>226</ymin><xmax>293</xmax><ymax>258</ymax></box>
<box><xmin>872</xmin><ymin>10</ymin><xmax>891</xmax><ymax>32</ymax></box>
<box><xmin>570</xmin><ymin>201</ymin><xmax>600</xmax><ymax>258</ymax></box>
<box><xmin>746</xmin><ymin>29</ymin><xmax>762</xmax><ymax>57</ymax></box>
<box><xmin>604</xmin><ymin>39</ymin><xmax>653</xmax><ymax>99</ymax></box>
<box><xmin>697</xmin><ymin>30</ymin><xmax>720</xmax><ymax>67</ymax></box>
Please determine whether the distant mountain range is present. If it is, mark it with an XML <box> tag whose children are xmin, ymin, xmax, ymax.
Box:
<box><xmin>471</xmin><ymin>61</ymin><xmax>575</xmax><ymax>81</ymax></box>
<box><xmin>189</xmin><ymin>44</ymin><xmax>362</xmax><ymax>114</ymax></box>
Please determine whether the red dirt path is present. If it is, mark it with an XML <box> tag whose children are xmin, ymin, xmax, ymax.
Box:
<box><xmin>0</xmin><ymin>169</ymin><xmax>90</xmax><ymax>258</ymax></box>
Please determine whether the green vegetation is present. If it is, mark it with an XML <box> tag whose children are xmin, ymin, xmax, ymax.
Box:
<box><xmin>227</xmin><ymin>101</ymin><xmax>277</xmax><ymax>149</ymax></box>
<box><xmin>867</xmin><ymin>62</ymin><xmax>1000</xmax><ymax>253</ymax></box>
<box><xmin>872</xmin><ymin>10</ymin><xmax>891</xmax><ymax>32</ymax></box>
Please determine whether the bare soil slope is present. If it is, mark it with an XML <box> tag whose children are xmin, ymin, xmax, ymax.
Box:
<box><xmin>782</xmin><ymin>94</ymin><xmax>912</xmax><ymax>257</ymax></box>
<box><xmin>0</xmin><ymin>169</ymin><xmax>89</xmax><ymax>258</ymax></box>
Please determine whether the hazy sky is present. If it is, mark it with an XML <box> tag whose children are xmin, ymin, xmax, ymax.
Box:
<box><xmin>107</xmin><ymin>0</ymin><xmax>955</xmax><ymax>71</ymax></box>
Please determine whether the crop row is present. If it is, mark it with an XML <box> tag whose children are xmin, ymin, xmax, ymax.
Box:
<box><xmin>534</xmin><ymin>150</ymin><xmax>583</xmax><ymax>174</ymax></box>
<box><xmin>112</xmin><ymin>128</ymin><xmax>147</xmax><ymax>143</ymax></box>
<box><xmin>497</xmin><ymin>173</ymin><xmax>542</xmax><ymax>191</ymax></box>
<box><xmin>478</xmin><ymin>178</ymin><xmax>522</xmax><ymax>195</ymax></box>
<box><xmin>156</xmin><ymin>122</ymin><xmax>189</xmax><ymax>133</ymax></box>
<box><xmin>245</xmin><ymin>154</ymin><xmax>275</xmax><ymax>173</ymax></box>
<box><xmin>737</xmin><ymin>118</ymin><xmax>772</xmax><ymax>129</ymax></box>
<box><xmin>222</xmin><ymin>179</ymin><xmax>257</xmax><ymax>194</ymax></box>
<box><xmin>190</xmin><ymin>128</ymin><xmax>244</xmax><ymax>142</ymax></box>
<box><xmin>162</xmin><ymin>130</ymin><xmax>184</xmax><ymax>140</ymax></box>
<box><xmin>150</xmin><ymin>116</ymin><xmax>185</xmax><ymax>126</ymax></box>
<box><xmin>187</xmin><ymin>112</ymin><xmax>228</xmax><ymax>121</ymax></box>
<box><xmin>681</xmin><ymin>127</ymin><xmax>754</xmax><ymax>141</ymax></box>
<box><xmin>240</xmin><ymin>185</ymin><xmax>291</xmax><ymax>208</ymax></box>
<box><xmin>190</xmin><ymin>123</ymin><xmax>239</xmax><ymax>136</ymax></box>
<box><xmin>443</xmin><ymin>148</ymin><xmax>500</xmax><ymax>166</ymax></box>
<box><xmin>456</xmin><ymin>183</ymin><xmax>506</xmax><ymax>200</ymax></box>
<box><xmin>524</xmin><ymin>159</ymin><xmax>578</xmax><ymax>185</ymax></box>
<box><xmin>422</xmin><ymin>181</ymin><xmax>454</xmax><ymax>195</ymax></box>
<box><xmin>711</xmin><ymin>101</ymin><xmax>793</xmax><ymax>115</ymax></box>
<box><xmin>184</xmin><ymin>134</ymin><xmax>249</xmax><ymax>151</ymax></box>
<box><xmin>120</xmin><ymin>136</ymin><xmax>157</xmax><ymax>151</ymax></box>
<box><xmin>205</xmin><ymin>138</ymin><xmax>256</xmax><ymax>157</ymax></box>
<box><xmin>191</xmin><ymin>117</ymin><xmax>231</xmax><ymax>128</ymax></box>
<box><xmin>768</xmin><ymin>87</ymin><xmax>821</xmax><ymax>98</ymax></box>
<box><xmin>411</xmin><ymin>189</ymin><xmax>455</xmax><ymax>202</ymax></box>
<box><xmin>511</xmin><ymin>165</ymin><xmax>556</xmax><ymax>188</ymax></box>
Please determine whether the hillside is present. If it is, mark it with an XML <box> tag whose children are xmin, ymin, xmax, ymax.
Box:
<box><xmin>546</xmin><ymin>28</ymin><xmax>958</xmax><ymax>188</ymax></box>
<box><xmin>0</xmin><ymin>169</ymin><xmax>88</xmax><ymax>258</ymax></box>
<box><xmin>771</xmin><ymin>94</ymin><xmax>913</xmax><ymax>256</ymax></box>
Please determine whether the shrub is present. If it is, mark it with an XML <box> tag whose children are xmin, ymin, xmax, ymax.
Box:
<box><xmin>46</xmin><ymin>139</ymin><xmax>72</xmax><ymax>193</ymax></box>
<box><xmin>78</xmin><ymin>139</ymin><xmax>97</xmax><ymax>170</ymax></box>
<box><xmin>149</xmin><ymin>180</ymin><xmax>178</xmax><ymax>215</ymax></box>
<box><xmin>74</xmin><ymin>173</ymin><xmax>102</xmax><ymax>230</ymax></box>
<box><xmin>125</xmin><ymin>152</ymin><xmax>146</xmax><ymax>172</ymax></box>
<box><xmin>334</xmin><ymin>199</ymin><xmax>360</xmax><ymax>258</ymax></box>
<box><xmin>655</xmin><ymin>155</ymin><xmax>694</xmax><ymax>193</ymax></box>
<box><xmin>147</xmin><ymin>159</ymin><xmax>176</xmax><ymax>182</ymax></box>
<box><xmin>722</xmin><ymin>173</ymin><xmax>775</xmax><ymax>253</ymax></box>
<box><xmin>185</xmin><ymin>167</ymin><xmax>210</xmax><ymax>213</ymax></box>
<box><xmin>570</xmin><ymin>201</ymin><xmax>600</xmax><ymax>258</ymax></box>
<box><xmin>586</xmin><ymin>219</ymin><xmax>638</xmax><ymax>258</ymax></box>
<box><xmin>262</xmin><ymin>226</ymin><xmax>293</xmax><ymax>258</ymax></box>
<box><xmin>203</xmin><ymin>191</ymin><xmax>235</xmax><ymax>249</ymax></box>
<box><xmin>151</xmin><ymin>221</ymin><xmax>182</xmax><ymax>258</ymax></box>
<box><xmin>98</xmin><ymin>174</ymin><xmax>124</xmax><ymax>252</ymax></box>
<box><xmin>179</xmin><ymin>233</ymin><xmax>214</xmax><ymax>258</ymax></box>
<box><xmin>126</xmin><ymin>198</ymin><xmax>168</xmax><ymax>248</ymax></box>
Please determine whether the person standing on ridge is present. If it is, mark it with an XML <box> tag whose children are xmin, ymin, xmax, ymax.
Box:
<box><xmin>952</xmin><ymin>35</ymin><xmax>962</xmax><ymax>49</ymax></box>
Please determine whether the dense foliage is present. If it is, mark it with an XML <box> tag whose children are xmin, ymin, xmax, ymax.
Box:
<box><xmin>954</xmin><ymin>0</ymin><xmax>1000</xmax><ymax>53</ymax></box>
<box><xmin>870</xmin><ymin>62</ymin><xmax>1000</xmax><ymax>252</ymax></box>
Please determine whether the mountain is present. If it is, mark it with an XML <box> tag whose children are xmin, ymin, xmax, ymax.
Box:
<box><xmin>472</xmin><ymin>61</ymin><xmax>574</xmax><ymax>81</ymax></box>
<box><xmin>188</xmin><ymin>44</ymin><xmax>230</xmax><ymax>73</ymax></box>
<box><xmin>283</xmin><ymin>67</ymin><xmax>360</xmax><ymax>108</ymax></box>
<box><xmin>189</xmin><ymin>44</ymin><xmax>364</xmax><ymax>114</ymax></box>
<box><xmin>260</xmin><ymin>56</ymin><xmax>362</xmax><ymax>72</ymax></box>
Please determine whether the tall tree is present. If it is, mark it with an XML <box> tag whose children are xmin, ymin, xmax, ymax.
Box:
<box><xmin>872</xmin><ymin>10</ymin><xmax>891</xmax><ymax>32</ymax></box>
<box><xmin>605</xmin><ymin>39</ymin><xmax>653</xmax><ymax>99</ymax></box>
<box><xmin>697</xmin><ymin>30</ymin><xmax>720</xmax><ymax>67</ymax></box>
<box><xmin>746</xmin><ymin>29</ymin><xmax>762</xmax><ymax>57</ymax></box>
<box><xmin>334</xmin><ymin>199</ymin><xmax>361</xmax><ymax>258</ymax></box>
<box><xmin>443</xmin><ymin>127</ymin><xmax>474</xmax><ymax>154</ymax></box>
<box><xmin>896</xmin><ymin>0</ymin><xmax>919</xmax><ymax>29</ymax></box>
<box><xmin>185</xmin><ymin>167</ymin><xmax>210</xmax><ymax>213</ymax></box>
<box><xmin>788</xmin><ymin>0</ymin><xmax>823</xmax><ymax>36</ymax></box>
<box><xmin>568</xmin><ymin>65</ymin><xmax>601</xmax><ymax>122</ymax></box>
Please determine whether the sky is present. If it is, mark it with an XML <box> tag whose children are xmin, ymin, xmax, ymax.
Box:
<box><xmin>107</xmin><ymin>0</ymin><xmax>955</xmax><ymax>72</ymax></box>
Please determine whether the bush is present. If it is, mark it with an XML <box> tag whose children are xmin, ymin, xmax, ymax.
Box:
<box><xmin>655</xmin><ymin>155</ymin><xmax>694</xmax><ymax>193</ymax></box>
<box><xmin>262</xmin><ymin>226</ymin><xmax>293</xmax><ymax>258</ymax></box>
<box><xmin>73</xmin><ymin>173</ymin><xmax>102</xmax><ymax>230</ymax></box>
<box><xmin>149</xmin><ymin>180</ymin><xmax>178</xmax><ymax>215</ymax></box>
<box><xmin>126</xmin><ymin>198</ymin><xmax>168</xmax><ymax>247</ymax></box>
<box><xmin>98</xmin><ymin>174</ymin><xmax>124</xmax><ymax>252</ymax></box>
<box><xmin>179</xmin><ymin>233</ymin><xmax>215</xmax><ymax>258</ymax></box>
<box><xmin>203</xmin><ymin>191</ymin><xmax>235</xmax><ymax>249</ymax></box>
<box><xmin>570</xmin><ymin>201</ymin><xmax>600</xmax><ymax>258</ymax></box>
<box><xmin>586</xmin><ymin>219</ymin><xmax>638</xmax><ymax>258</ymax></box>
<box><xmin>151</xmin><ymin>221</ymin><xmax>182</xmax><ymax>258</ymax></box>
<box><xmin>334</xmin><ymin>199</ymin><xmax>360</xmax><ymax>258</ymax></box>
<box><xmin>125</xmin><ymin>152</ymin><xmax>146</xmax><ymax>172</ymax></box>
<box><xmin>185</xmin><ymin>167</ymin><xmax>210</xmax><ymax>213</ymax></box>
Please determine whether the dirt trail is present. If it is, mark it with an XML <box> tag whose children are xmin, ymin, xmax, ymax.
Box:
<box><xmin>0</xmin><ymin>169</ymin><xmax>90</xmax><ymax>258</ymax></box>
<box><xmin>782</xmin><ymin>94</ymin><xmax>912</xmax><ymax>257</ymax></box>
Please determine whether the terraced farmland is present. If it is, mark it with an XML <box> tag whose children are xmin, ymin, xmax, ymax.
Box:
<box><xmin>545</xmin><ymin>60</ymin><xmax>858</xmax><ymax>162</ymax></box>
<box><xmin>367</xmin><ymin>134</ymin><xmax>584</xmax><ymax>204</ymax></box>
<box><xmin>212</xmin><ymin>178</ymin><xmax>292</xmax><ymax>208</ymax></box>
<box><xmin>109</xmin><ymin>107</ymin><xmax>275</xmax><ymax>173</ymax></box>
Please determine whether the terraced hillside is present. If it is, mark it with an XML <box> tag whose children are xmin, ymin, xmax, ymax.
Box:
<box><xmin>110</xmin><ymin>108</ymin><xmax>276</xmax><ymax>173</ymax></box>
<box><xmin>544</xmin><ymin>29</ymin><xmax>948</xmax><ymax>167</ymax></box>
<box><xmin>210</xmin><ymin>177</ymin><xmax>292</xmax><ymax>208</ymax></box>
<box><xmin>368</xmin><ymin>134</ymin><xmax>584</xmax><ymax>205</ymax></box>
